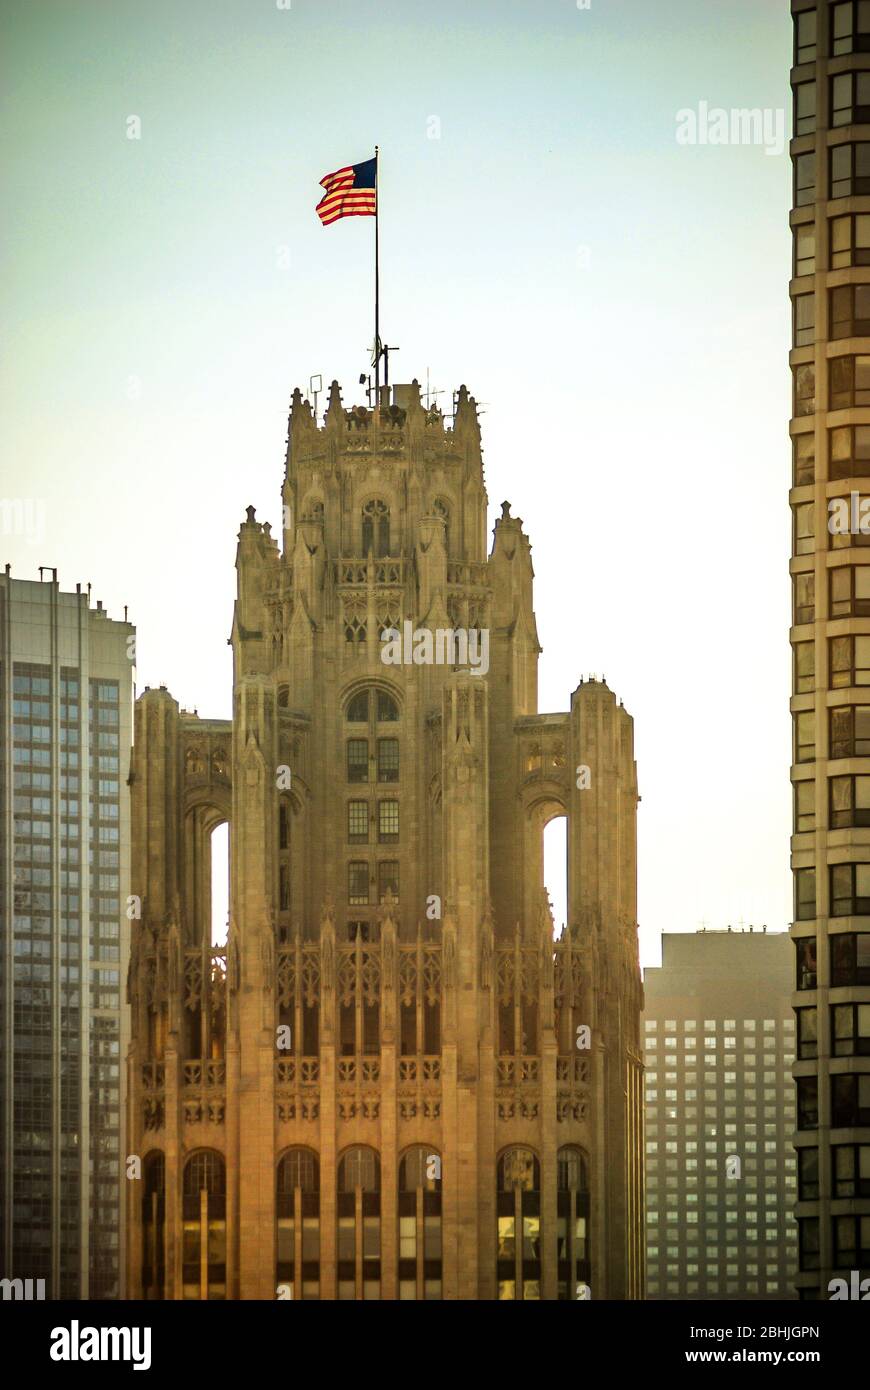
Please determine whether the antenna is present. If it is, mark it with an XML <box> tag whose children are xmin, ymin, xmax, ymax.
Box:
<box><xmin>381</xmin><ymin>345</ymin><xmax>399</xmax><ymax>388</ymax></box>
<box><xmin>424</xmin><ymin>367</ymin><xmax>445</xmax><ymax>409</ymax></box>
<box><xmin>309</xmin><ymin>374</ymin><xmax>322</xmax><ymax>424</ymax></box>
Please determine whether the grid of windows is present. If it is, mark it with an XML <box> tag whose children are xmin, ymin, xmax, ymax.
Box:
<box><xmin>3</xmin><ymin>660</ymin><xmax>126</xmax><ymax>1299</ymax></box>
<box><xmin>343</xmin><ymin>690</ymin><xmax>402</xmax><ymax>933</ymax></box>
<box><xmin>644</xmin><ymin>985</ymin><xmax>797</xmax><ymax>1301</ymax></box>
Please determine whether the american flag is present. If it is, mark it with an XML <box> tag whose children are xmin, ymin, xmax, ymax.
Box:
<box><xmin>316</xmin><ymin>157</ymin><xmax>377</xmax><ymax>226</ymax></box>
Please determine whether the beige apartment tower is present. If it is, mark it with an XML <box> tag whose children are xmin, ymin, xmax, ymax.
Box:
<box><xmin>790</xmin><ymin>0</ymin><xmax>870</xmax><ymax>1297</ymax></box>
<box><xmin>125</xmin><ymin>379</ymin><xmax>643</xmax><ymax>1299</ymax></box>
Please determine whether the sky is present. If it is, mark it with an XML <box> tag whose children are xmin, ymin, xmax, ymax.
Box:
<box><xmin>0</xmin><ymin>0</ymin><xmax>793</xmax><ymax>966</ymax></box>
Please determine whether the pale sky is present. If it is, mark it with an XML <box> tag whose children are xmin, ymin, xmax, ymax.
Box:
<box><xmin>0</xmin><ymin>0</ymin><xmax>793</xmax><ymax>965</ymax></box>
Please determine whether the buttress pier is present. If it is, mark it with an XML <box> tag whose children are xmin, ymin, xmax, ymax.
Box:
<box><xmin>126</xmin><ymin>378</ymin><xmax>644</xmax><ymax>1300</ymax></box>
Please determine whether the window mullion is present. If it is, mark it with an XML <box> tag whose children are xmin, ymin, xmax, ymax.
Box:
<box><xmin>417</xmin><ymin>1185</ymin><xmax>424</xmax><ymax>1299</ymax></box>
<box><xmin>294</xmin><ymin>1185</ymin><xmax>302</xmax><ymax>1301</ymax></box>
<box><xmin>355</xmin><ymin>1187</ymin><xmax>363</xmax><ymax>1299</ymax></box>
<box><xmin>200</xmin><ymin>1188</ymin><xmax>208</xmax><ymax>1301</ymax></box>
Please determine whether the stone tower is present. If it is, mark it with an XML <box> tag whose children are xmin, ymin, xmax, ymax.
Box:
<box><xmin>125</xmin><ymin>379</ymin><xmax>643</xmax><ymax>1300</ymax></box>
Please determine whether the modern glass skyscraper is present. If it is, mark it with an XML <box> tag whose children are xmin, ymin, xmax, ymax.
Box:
<box><xmin>0</xmin><ymin>573</ymin><xmax>134</xmax><ymax>1298</ymax></box>
<box><xmin>790</xmin><ymin>0</ymin><xmax>870</xmax><ymax>1296</ymax></box>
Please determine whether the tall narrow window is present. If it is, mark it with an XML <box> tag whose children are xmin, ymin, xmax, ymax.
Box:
<box><xmin>794</xmin><ymin>223</ymin><xmax>815</xmax><ymax>276</ymax></box>
<box><xmin>276</xmin><ymin>798</ymin><xmax>292</xmax><ymax>931</ymax></box>
<box><xmin>276</xmin><ymin>1149</ymin><xmax>320</xmax><ymax>1300</ymax></box>
<box><xmin>362</xmin><ymin>499</ymin><xmax>390</xmax><ymax>557</ymax></box>
<box><xmin>348</xmin><ymin>861</ymin><xmax>369</xmax><ymax>906</ymax></box>
<box><xmin>795</xmin><ymin>779</ymin><xmax>815</xmax><ymax>834</ymax></box>
<box><xmin>141</xmin><ymin>1152</ymin><xmax>165</xmax><ymax>1300</ymax></box>
<box><xmin>496</xmin><ymin>1148</ymin><xmax>541</xmax><ymax>1300</ymax></box>
<box><xmin>348</xmin><ymin>800</ymin><xmax>369</xmax><ymax>843</ymax></box>
<box><xmin>796</xmin><ymin>8</ymin><xmax>817</xmax><ymax>62</ymax></box>
<box><xmin>337</xmin><ymin>1147</ymin><xmax>381</xmax><ymax>1299</ymax></box>
<box><xmin>182</xmin><ymin>1151</ymin><xmax>226</xmax><ymax>1300</ymax></box>
<box><xmin>347</xmin><ymin>739</ymin><xmax>369</xmax><ymax>783</ymax></box>
<box><xmin>793</xmin><ymin>292</ymin><xmax>815</xmax><ymax>347</ymax></box>
<box><xmin>378</xmin><ymin>860</ymin><xmax>399</xmax><ymax>902</ymax></box>
<box><xmin>377</xmin><ymin>737</ymin><xmax>399</xmax><ymax>782</ymax></box>
<box><xmin>557</xmin><ymin>1147</ymin><xmax>590</xmax><ymax>1300</ymax></box>
<box><xmin>793</xmin><ymin>432</ymin><xmax>814</xmax><ymax>486</ymax></box>
<box><xmin>796</xmin><ymin>935</ymin><xmax>818</xmax><ymax>989</ymax></box>
<box><xmin>398</xmin><ymin>1146</ymin><xmax>443</xmax><ymax>1299</ymax></box>
<box><xmin>378</xmin><ymin>800</ymin><xmax>399</xmax><ymax>843</ymax></box>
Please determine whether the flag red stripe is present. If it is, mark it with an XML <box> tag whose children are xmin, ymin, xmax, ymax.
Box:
<box><xmin>319</xmin><ymin>166</ymin><xmax>354</xmax><ymax>189</ymax></box>
<box><xmin>317</xmin><ymin>191</ymin><xmax>376</xmax><ymax>224</ymax></box>
<box><xmin>319</xmin><ymin>203</ymin><xmax>375</xmax><ymax>225</ymax></box>
<box><xmin>315</xmin><ymin>161</ymin><xmax>376</xmax><ymax>224</ymax></box>
<box><xmin>317</xmin><ymin>190</ymin><xmax>375</xmax><ymax>209</ymax></box>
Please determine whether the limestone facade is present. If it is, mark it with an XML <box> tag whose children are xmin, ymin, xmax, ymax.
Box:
<box><xmin>125</xmin><ymin>379</ymin><xmax>643</xmax><ymax>1299</ymax></box>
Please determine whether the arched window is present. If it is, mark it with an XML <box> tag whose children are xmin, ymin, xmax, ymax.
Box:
<box><xmin>277</xmin><ymin>1148</ymin><xmax>320</xmax><ymax>1300</ymax></box>
<box><xmin>362</xmin><ymin>499</ymin><xmax>390</xmax><ymax>557</ymax></box>
<box><xmin>557</xmin><ymin>1146</ymin><xmax>590</xmax><ymax>1299</ymax></box>
<box><xmin>433</xmin><ymin>498</ymin><xmax>449</xmax><ymax>554</ymax></box>
<box><xmin>141</xmin><ymin>1151</ymin><xmax>165</xmax><ymax>1300</ymax></box>
<box><xmin>345</xmin><ymin>687</ymin><xmax>398</xmax><ymax>724</ymax></box>
<box><xmin>347</xmin><ymin>690</ymin><xmax>369</xmax><ymax>722</ymax></box>
<box><xmin>398</xmin><ymin>1146</ymin><xmax>442</xmax><ymax>1299</ymax></box>
<box><xmin>377</xmin><ymin>689</ymin><xmax>398</xmax><ymax>721</ymax></box>
<box><xmin>182</xmin><ymin>1151</ymin><xmax>226</xmax><ymax>1300</ymax></box>
<box><xmin>497</xmin><ymin>1147</ymin><xmax>541</xmax><ymax>1300</ymax></box>
<box><xmin>337</xmin><ymin>1147</ymin><xmax>381</xmax><ymax>1299</ymax></box>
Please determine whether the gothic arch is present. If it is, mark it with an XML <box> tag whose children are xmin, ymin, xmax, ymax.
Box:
<box><xmin>340</xmin><ymin>676</ymin><xmax>405</xmax><ymax>718</ymax></box>
<box><xmin>519</xmin><ymin>788</ymin><xmax>568</xmax><ymax>938</ymax></box>
<box><xmin>277</xmin><ymin>783</ymin><xmax>309</xmax><ymax>941</ymax></box>
<box><xmin>183</xmin><ymin>795</ymin><xmax>231</xmax><ymax>950</ymax></box>
<box><xmin>276</xmin><ymin>1147</ymin><xmax>321</xmax><ymax>1299</ymax></box>
<box><xmin>141</xmin><ymin>1150</ymin><xmax>166</xmax><ymax>1301</ymax></box>
<box><xmin>398</xmin><ymin>1144</ymin><xmax>443</xmax><ymax>1299</ymax></box>
<box><xmin>360</xmin><ymin>496</ymin><xmax>391</xmax><ymax>557</ymax></box>
<box><xmin>496</xmin><ymin>1146</ymin><xmax>542</xmax><ymax>1301</ymax></box>
<box><xmin>557</xmin><ymin>1145</ymin><xmax>591</xmax><ymax>1299</ymax></box>
<box><xmin>337</xmin><ymin>1146</ymin><xmax>382</xmax><ymax>1299</ymax></box>
<box><xmin>182</xmin><ymin>1149</ymin><xmax>227</xmax><ymax>1300</ymax></box>
<box><xmin>357</xmin><ymin>490</ymin><xmax>398</xmax><ymax>557</ymax></box>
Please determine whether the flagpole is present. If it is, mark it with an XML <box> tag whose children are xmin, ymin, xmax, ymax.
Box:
<box><xmin>374</xmin><ymin>144</ymin><xmax>380</xmax><ymax>399</ymax></box>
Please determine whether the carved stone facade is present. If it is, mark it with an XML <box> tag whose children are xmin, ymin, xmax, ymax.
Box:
<box><xmin>125</xmin><ymin>379</ymin><xmax>643</xmax><ymax>1299</ymax></box>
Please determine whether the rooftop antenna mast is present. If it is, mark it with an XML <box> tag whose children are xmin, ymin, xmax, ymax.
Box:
<box><xmin>381</xmin><ymin>345</ymin><xmax>399</xmax><ymax>388</ymax></box>
<box><xmin>424</xmin><ymin>367</ymin><xmax>445</xmax><ymax>410</ymax></box>
<box><xmin>309</xmin><ymin>374</ymin><xmax>322</xmax><ymax>424</ymax></box>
